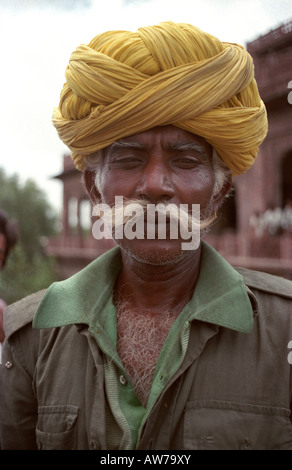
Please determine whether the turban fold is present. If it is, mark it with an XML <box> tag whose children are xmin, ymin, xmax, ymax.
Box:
<box><xmin>52</xmin><ymin>21</ymin><xmax>268</xmax><ymax>175</ymax></box>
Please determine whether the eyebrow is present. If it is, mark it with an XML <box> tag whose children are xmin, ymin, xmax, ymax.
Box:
<box><xmin>108</xmin><ymin>141</ymin><xmax>144</xmax><ymax>153</ymax></box>
<box><xmin>108</xmin><ymin>140</ymin><xmax>209</xmax><ymax>155</ymax></box>
<box><xmin>170</xmin><ymin>142</ymin><xmax>209</xmax><ymax>156</ymax></box>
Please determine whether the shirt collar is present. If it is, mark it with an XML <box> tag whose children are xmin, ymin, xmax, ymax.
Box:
<box><xmin>33</xmin><ymin>247</ymin><xmax>122</xmax><ymax>330</ymax></box>
<box><xmin>33</xmin><ymin>242</ymin><xmax>254</xmax><ymax>334</ymax></box>
<box><xmin>185</xmin><ymin>242</ymin><xmax>254</xmax><ymax>333</ymax></box>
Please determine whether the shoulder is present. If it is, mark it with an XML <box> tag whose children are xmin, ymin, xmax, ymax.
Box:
<box><xmin>236</xmin><ymin>267</ymin><xmax>292</xmax><ymax>299</ymax></box>
<box><xmin>4</xmin><ymin>289</ymin><xmax>47</xmax><ymax>338</ymax></box>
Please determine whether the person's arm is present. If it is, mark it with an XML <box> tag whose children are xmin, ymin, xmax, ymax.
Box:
<box><xmin>0</xmin><ymin>327</ymin><xmax>38</xmax><ymax>449</ymax></box>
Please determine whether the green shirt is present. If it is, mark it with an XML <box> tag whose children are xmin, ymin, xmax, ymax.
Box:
<box><xmin>33</xmin><ymin>241</ymin><xmax>253</xmax><ymax>449</ymax></box>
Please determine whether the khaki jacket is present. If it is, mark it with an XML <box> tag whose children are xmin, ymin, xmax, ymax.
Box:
<box><xmin>0</xmin><ymin>264</ymin><xmax>292</xmax><ymax>450</ymax></box>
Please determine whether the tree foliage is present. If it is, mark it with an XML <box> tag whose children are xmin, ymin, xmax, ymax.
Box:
<box><xmin>0</xmin><ymin>168</ymin><xmax>60</xmax><ymax>304</ymax></box>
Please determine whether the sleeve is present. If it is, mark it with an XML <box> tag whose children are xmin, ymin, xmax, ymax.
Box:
<box><xmin>0</xmin><ymin>328</ymin><xmax>38</xmax><ymax>450</ymax></box>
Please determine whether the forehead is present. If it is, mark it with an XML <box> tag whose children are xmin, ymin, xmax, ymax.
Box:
<box><xmin>108</xmin><ymin>125</ymin><xmax>212</xmax><ymax>155</ymax></box>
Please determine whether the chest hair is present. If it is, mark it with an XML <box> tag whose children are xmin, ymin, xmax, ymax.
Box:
<box><xmin>116</xmin><ymin>302</ymin><xmax>177</xmax><ymax>407</ymax></box>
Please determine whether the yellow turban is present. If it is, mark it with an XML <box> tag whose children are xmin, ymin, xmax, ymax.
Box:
<box><xmin>52</xmin><ymin>21</ymin><xmax>268</xmax><ymax>175</ymax></box>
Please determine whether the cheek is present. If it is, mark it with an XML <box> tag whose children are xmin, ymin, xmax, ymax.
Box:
<box><xmin>100</xmin><ymin>168</ymin><xmax>138</xmax><ymax>203</ymax></box>
<box><xmin>180</xmin><ymin>171</ymin><xmax>215</xmax><ymax>208</ymax></box>
<box><xmin>99</xmin><ymin>167</ymin><xmax>117</xmax><ymax>203</ymax></box>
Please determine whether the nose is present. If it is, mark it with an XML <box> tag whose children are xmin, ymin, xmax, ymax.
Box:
<box><xmin>136</xmin><ymin>157</ymin><xmax>175</xmax><ymax>202</ymax></box>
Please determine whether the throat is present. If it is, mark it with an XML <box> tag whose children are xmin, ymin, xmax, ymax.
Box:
<box><xmin>116</xmin><ymin>301</ymin><xmax>178</xmax><ymax>407</ymax></box>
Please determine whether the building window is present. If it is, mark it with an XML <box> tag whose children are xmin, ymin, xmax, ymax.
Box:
<box><xmin>68</xmin><ymin>197</ymin><xmax>78</xmax><ymax>233</ymax></box>
<box><xmin>80</xmin><ymin>199</ymin><xmax>92</xmax><ymax>234</ymax></box>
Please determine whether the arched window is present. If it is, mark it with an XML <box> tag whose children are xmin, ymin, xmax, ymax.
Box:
<box><xmin>80</xmin><ymin>199</ymin><xmax>92</xmax><ymax>234</ymax></box>
<box><xmin>68</xmin><ymin>197</ymin><xmax>78</xmax><ymax>234</ymax></box>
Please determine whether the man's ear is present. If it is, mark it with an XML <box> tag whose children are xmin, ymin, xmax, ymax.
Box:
<box><xmin>83</xmin><ymin>169</ymin><xmax>101</xmax><ymax>205</ymax></box>
<box><xmin>212</xmin><ymin>175</ymin><xmax>233</xmax><ymax>212</ymax></box>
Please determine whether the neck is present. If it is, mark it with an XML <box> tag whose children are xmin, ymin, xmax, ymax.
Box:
<box><xmin>115</xmin><ymin>245</ymin><xmax>202</xmax><ymax>313</ymax></box>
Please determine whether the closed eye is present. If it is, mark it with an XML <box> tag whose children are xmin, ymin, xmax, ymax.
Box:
<box><xmin>172</xmin><ymin>156</ymin><xmax>203</xmax><ymax>168</ymax></box>
<box><xmin>109</xmin><ymin>156</ymin><xmax>143</xmax><ymax>168</ymax></box>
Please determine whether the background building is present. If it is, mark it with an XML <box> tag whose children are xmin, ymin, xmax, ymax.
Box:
<box><xmin>206</xmin><ymin>19</ymin><xmax>292</xmax><ymax>279</ymax></box>
<box><xmin>47</xmin><ymin>20</ymin><xmax>292</xmax><ymax>280</ymax></box>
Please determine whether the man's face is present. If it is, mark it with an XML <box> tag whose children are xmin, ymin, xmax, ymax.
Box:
<box><xmin>0</xmin><ymin>233</ymin><xmax>6</xmax><ymax>270</ymax></box>
<box><xmin>98</xmin><ymin>125</ymin><xmax>219</xmax><ymax>264</ymax></box>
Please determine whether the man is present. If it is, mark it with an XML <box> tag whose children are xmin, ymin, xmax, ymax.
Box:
<box><xmin>0</xmin><ymin>210</ymin><xmax>18</xmax><ymax>362</ymax></box>
<box><xmin>0</xmin><ymin>21</ymin><xmax>291</xmax><ymax>450</ymax></box>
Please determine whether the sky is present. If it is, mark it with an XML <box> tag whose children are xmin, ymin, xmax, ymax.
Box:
<box><xmin>0</xmin><ymin>0</ymin><xmax>292</xmax><ymax>213</ymax></box>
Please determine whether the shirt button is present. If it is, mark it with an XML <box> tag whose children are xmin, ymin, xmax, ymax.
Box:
<box><xmin>240</xmin><ymin>438</ymin><xmax>252</xmax><ymax>450</ymax></box>
<box><xmin>119</xmin><ymin>375</ymin><xmax>127</xmax><ymax>385</ymax></box>
<box><xmin>5</xmin><ymin>361</ymin><xmax>13</xmax><ymax>369</ymax></box>
<box><xmin>90</xmin><ymin>440</ymin><xmax>98</xmax><ymax>450</ymax></box>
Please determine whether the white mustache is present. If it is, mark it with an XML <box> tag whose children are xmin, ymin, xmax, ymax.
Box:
<box><xmin>93</xmin><ymin>198</ymin><xmax>215</xmax><ymax>233</ymax></box>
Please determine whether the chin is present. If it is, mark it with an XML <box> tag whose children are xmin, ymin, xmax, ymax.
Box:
<box><xmin>116</xmin><ymin>238</ymin><xmax>195</xmax><ymax>266</ymax></box>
